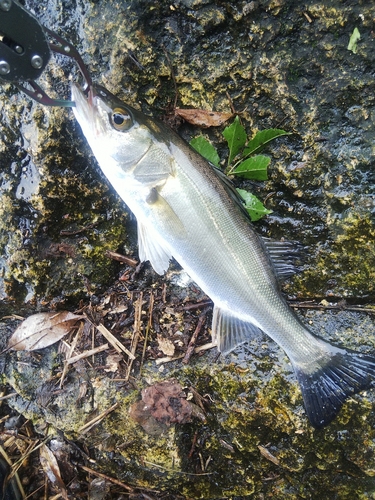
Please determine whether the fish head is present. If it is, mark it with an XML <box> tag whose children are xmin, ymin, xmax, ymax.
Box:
<box><xmin>71</xmin><ymin>83</ymin><xmax>153</xmax><ymax>173</ymax></box>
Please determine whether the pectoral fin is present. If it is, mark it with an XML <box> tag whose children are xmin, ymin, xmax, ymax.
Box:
<box><xmin>212</xmin><ymin>306</ymin><xmax>264</xmax><ymax>354</ymax></box>
<box><xmin>137</xmin><ymin>222</ymin><xmax>172</xmax><ymax>275</ymax></box>
<box><xmin>146</xmin><ymin>188</ymin><xmax>186</xmax><ymax>239</ymax></box>
<box><xmin>137</xmin><ymin>189</ymin><xmax>186</xmax><ymax>274</ymax></box>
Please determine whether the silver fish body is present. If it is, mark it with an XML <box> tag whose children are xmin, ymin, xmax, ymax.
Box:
<box><xmin>72</xmin><ymin>83</ymin><xmax>375</xmax><ymax>428</ymax></box>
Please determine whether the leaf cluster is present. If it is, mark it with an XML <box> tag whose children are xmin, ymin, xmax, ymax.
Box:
<box><xmin>190</xmin><ymin>116</ymin><xmax>289</xmax><ymax>221</ymax></box>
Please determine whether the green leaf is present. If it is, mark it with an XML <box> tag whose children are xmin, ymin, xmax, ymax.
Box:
<box><xmin>243</xmin><ymin>129</ymin><xmax>290</xmax><ymax>157</ymax></box>
<box><xmin>190</xmin><ymin>136</ymin><xmax>220</xmax><ymax>167</ymax></box>
<box><xmin>237</xmin><ymin>188</ymin><xmax>272</xmax><ymax>222</ymax></box>
<box><xmin>232</xmin><ymin>155</ymin><xmax>270</xmax><ymax>180</ymax></box>
<box><xmin>223</xmin><ymin>116</ymin><xmax>247</xmax><ymax>165</ymax></box>
<box><xmin>347</xmin><ymin>27</ymin><xmax>360</xmax><ymax>54</ymax></box>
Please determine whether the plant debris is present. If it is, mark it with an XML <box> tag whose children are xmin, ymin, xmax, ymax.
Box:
<box><xmin>39</xmin><ymin>443</ymin><xmax>68</xmax><ymax>499</ymax></box>
<box><xmin>129</xmin><ymin>379</ymin><xmax>206</xmax><ymax>435</ymax></box>
<box><xmin>8</xmin><ymin>311</ymin><xmax>83</xmax><ymax>351</ymax></box>
<box><xmin>0</xmin><ymin>275</ymin><xmax>212</xmax><ymax>497</ymax></box>
<box><xmin>175</xmin><ymin>107</ymin><xmax>234</xmax><ymax>128</ymax></box>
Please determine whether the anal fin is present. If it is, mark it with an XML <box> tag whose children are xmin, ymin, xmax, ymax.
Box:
<box><xmin>137</xmin><ymin>188</ymin><xmax>186</xmax><ymax>275</ymax></box>
<box><xmin>212</xmin><ymin>306</ymin><xmax>264</xmax><ymax>354</ymax></box>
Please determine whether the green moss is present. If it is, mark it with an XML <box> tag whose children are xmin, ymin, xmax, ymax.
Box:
<box><xmin>294</xmin><ymin>212</ymin><xmax>375</xmax><ymax>298</ymax></box>
<box><xmin>4</xmin><ymin>337</ymin><xmax>375</xmax><ymax>498</ymax></box>
<box><xmin>2</xmin><ymin>0</ymin><xmax>375</xmax><ymax>497</ymax></box>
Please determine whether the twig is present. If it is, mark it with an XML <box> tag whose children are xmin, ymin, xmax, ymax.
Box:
<box><xmin>140</xmin><ymin>291</ymin><xmax>154</xmax><ymax>376</ymax></box>
<box><xmin>78</xmin><ymin>402</ymin><xmax>119</xmax><ymax>435</ymax></box>
<box><xmin>104</xmin><ymin>250</ymin><xmax>138</xmax><ymax>267</ymax></box>
<box><xmin>60</xmin><ymin>222</ymin><xmax>97</xmax><ymax>236</ymax></box>
<box><xmin>0</xmin><ymin>444</ymin><xmax>25</xmax><ymax>498</ymax></box>
<box><xmin>0</xmin><ymin>393</ymin><xmax>17</xmax><ymax>401</ymax></box>
<box><xmin>183</xmin><ymin>313</ymin><xmax>207</xmax><ymax>364</ymax></box>
<box><xmin>66</xmin><ymin>343</ymin><xmax>109</xmax><ymax>365</ymax></box>
<box><xmin>181</xmin><ymin>300</ymin><xmax>212</xmax><ymax>311</ymax></box>
<box><xmin>291</xmin><ymin>302</ymin><xmax>375</xmax><ymax>314</ymax></box>
<box><xmin>1</xmin><ymin>314</ymin><xmax>24</xmax><ymax>321</ymax></box>
<box><xmin>188</xmin><ymin>431</ymin><xmax>198</xmax><ymax>459</ymax></box>
<box><xmin>78</xmin><ymin>464</ymin><xmax>134</xmax><ymax>492</ymax></box>
<box><xmin>24</xmin><ymin>483</ymin><xmax>45</xmax><ymax>500</ymax></box>
<box><xmin>10</xmin><ymin>438</ymin><xmax>48</xmax><ymax>471</ymax></box>
<box><xmin>143</xmin><ymin>460</ymin><xmax>212</xmax><ymax>476</ymax></box>
<box><xmin>85</xmin><ymin>316</ymin><xmax>135</xmax><ymax>359</ymax></box>
<box><xmin>60</xmin><ymin>322</ymin><xmax>84</xmax><ymax>387</ymax></box>
<box><xmin>303</xmin><ymin>11</ymin><xmax>313</xmax><ymax>23</ymax></box>
<box><xmin>155</xmin><ymin>342</ymin><xmax>216</xmax><ymax>365</ymax></box>
<box><xmin>125</xmin><ymin>293</ymin><xmax>143</xmax><ymax>380</ymax></box>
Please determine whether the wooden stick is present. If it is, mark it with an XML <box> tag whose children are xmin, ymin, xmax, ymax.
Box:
<box><xmin>66</xmin><ymin>344</ymin><xmax>109</xmax><ymax>365</ymax></box>
<box><xmin>78</xmin><ymin>402</ymin><xmax>119</xmax><ymax>435</ymax></box>
<box><xmin>183</xmin><ymin>313</ymin><xmax>206</xmax><ymax>364</ymax></box>
<box><xmin>78</xmin><ymin>464</ymin><xmax>134</xmax><ymax>492</ymax></box>
<box><xmin>91</xmin><ymin>320</ymin><xmax>135</xmax><ymax>360</ymax></box>
<box><xmin>104</xmin><ymin>250</ymin><xmax>138</xmax><ymax>267</ymax></box>
<box><xmin>125</xmin><ymin>293</ymin><xmax>143</xmax><ymax>380</ymax></box>
<box><xmin>155</xmin><ymin>342</ymin><xmax>216</xmax><ymax>365</ymax></box>
<box><xmin>140</xmin><ymin>291</ymin><xmax>154</xmax><ymax>376</ymax></box>
<box><xmin>60</xmin><ymin>322</ymin><xmax>83</xmax><ymax>387</ymax></box>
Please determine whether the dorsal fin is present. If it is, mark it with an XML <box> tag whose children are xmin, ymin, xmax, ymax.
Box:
<box><xmin>212</xmin><ymin>165</ymin><xmax>303</xmax><ymax>281</ymax></box>
<box><xmin>261</xmin><ymin>237</ymin><xmax>303</xmax><ymax>280</ymax></box>
<box><xmin>212</xmin><ymin>166</ymin><xmax>251</xmax><ymax>220</ymax></box>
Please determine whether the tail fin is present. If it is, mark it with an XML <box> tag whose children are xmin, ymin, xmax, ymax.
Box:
<box><xmin>293</xmin><ymin>351</ymin><xmax>375</xmax><ymax>428</ymax></box>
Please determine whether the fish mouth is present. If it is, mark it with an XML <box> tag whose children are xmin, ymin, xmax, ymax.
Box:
<box><xmin>71</xmin><ymin>82</ymin><xmax>96</xmax><ymax>122</ymax></box>
<box><xmin>71</xmin><ymin>83</ymin><xmax>112</xmax><ymax>139</ymax></box>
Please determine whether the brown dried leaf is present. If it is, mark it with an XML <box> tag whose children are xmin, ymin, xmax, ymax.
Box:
<box><xmin>8</xmin><ymin>311</ymin><xmax>83</xmax><ymax>351</ymax></box>
<box><xmin>129</xmin><ymin>379</ymin><xmax>206</xmax><ymax>435</ymax></box>
<box><xmin>157</xmin><ymin>335</ymin><xmax>175</xmax><ymax>356</ymax></box>
<box><xmin>257</xmin><ymin>445</ymin><xmax>280</xmax><ymax>466</ymax></box>
<box><xmin>104</xmin><ymin>353</ymin><xmax>123</xmax><ymax>372</ymax></box>
<box><xmin>175</xmin><ymin>108</ymin><xmax>234</xmax><ymax>128</ymax></box>
<box><xmin>39</xmin><ymin>443</ymin><xmax>68</xmax><ymax>499</ymax></box>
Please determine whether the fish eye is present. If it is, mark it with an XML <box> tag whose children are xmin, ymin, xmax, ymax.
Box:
<box><xmin>110</xmin><ymin>107</ymin><xmax>132</xmax><ymax>131</ymax></box>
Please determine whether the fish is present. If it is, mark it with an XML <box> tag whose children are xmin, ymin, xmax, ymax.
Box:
<box><xmin>72</xmin><ymin>82</ymin><xmax>375</xmax><ymax>428</ymax></box>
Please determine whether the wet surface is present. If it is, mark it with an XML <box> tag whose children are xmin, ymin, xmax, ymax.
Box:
<box><xmin>1</xmin><ymin>0</ymin><xmax>375</xmax><ymax>498</ymax></box>
<box><xmin>2</xmin><ymin>0</ymin><xmax>375</xmax><ymax>310</ymax></box>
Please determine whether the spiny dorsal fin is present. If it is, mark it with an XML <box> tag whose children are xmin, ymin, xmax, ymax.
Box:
<box><xmin>212</xmin><ymin>166</ymin><xmax>251</xmax><ymax>220</ymax></box>
<box><xmin>212</xmin><ymin>164</ymin><xmax>303</xmax><ymax>280</ymax></box>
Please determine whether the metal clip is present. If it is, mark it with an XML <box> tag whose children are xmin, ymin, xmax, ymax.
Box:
<box><xmin>0</xmin><ymin>0</ymin><xmax>92</xmax><ymax>107</ymax></box>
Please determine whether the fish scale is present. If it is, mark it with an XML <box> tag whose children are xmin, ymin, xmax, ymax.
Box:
<box><xmin>72</xmin><ymin>82</ymin><xmax>375</xmax><ymax>428</ymax></box>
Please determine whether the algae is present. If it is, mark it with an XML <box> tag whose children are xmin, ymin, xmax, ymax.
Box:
<box><xmin>1</xmin><ymin>0</ymin><xmax>375</xmax><ymax>497</ymax></box>
<box><xmin>2</xmin><ymin>307</ymin><xmax>375</xmax><ymax>497</ymax></box>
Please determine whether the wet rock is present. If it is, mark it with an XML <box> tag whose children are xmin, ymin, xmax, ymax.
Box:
<box><xmin>1</xmin><ymin>303</ymin><xmax>375</xmax><ymax>498</ymax></box>
<box><xmin>1</xmin><ymin>0</ymin><xmax>375</xmax><ymax>498</ymax></box>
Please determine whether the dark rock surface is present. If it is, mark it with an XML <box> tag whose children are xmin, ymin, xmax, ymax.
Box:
<box><xmin>1</xmin><ymin>0</ymin><xmax>375</xmax><ymax>497</ymax></box>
